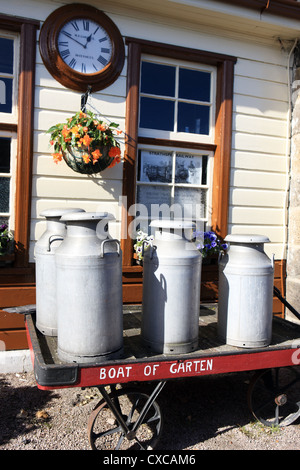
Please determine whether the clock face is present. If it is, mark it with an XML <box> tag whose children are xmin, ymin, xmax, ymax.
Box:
<box><xmin>39</xmin><ymin>4</ymin><xmax>125</xmax><ymax>92</ymax></box>
<box><xmin>57</xmin><ymin>19</ymin><xmax>113</xmax><ymax>74</ymax></box>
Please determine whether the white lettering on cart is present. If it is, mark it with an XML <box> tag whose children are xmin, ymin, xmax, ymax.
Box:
<box><xmin>169</xmin><ymin>359</ymin><xmax>213</xmax><ymax>374</ymax></box>
<box><xmin>99</xmin><ymin>358</ymin><xmax>214</xmax><ymax>382</ymax></box>
<box><xmin>100</xmin><ymin>366</ymin><xmax>132</xmax><ymax>380</ymax></box>
<box><xmin>144</xmin><ymin>364</ymin><xmax>159</xmax><ymax>376</ymax></box>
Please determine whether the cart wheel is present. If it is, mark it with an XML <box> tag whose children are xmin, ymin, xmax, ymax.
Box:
<box><xmin>247</xmin><ymin>367</ymin><xmax>300</xmax><ymax>427</ymax></box>
<box><xmin>87</xmin><ymin>387</ymin><xmax>163</xmax><ymax>450</ymax></box>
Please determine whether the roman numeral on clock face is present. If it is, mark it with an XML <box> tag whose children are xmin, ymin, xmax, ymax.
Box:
<box><xmin>97</xmin><ymin>55</ymin><xmax>108</xmax><ymax>66</ymax></box>
<box><xmin>69</xmin><ymin>58</ymin><xmax>77</xmax><ymax>68</ymax></box>
<box><xmin>83</xmin><ymin>20</ymin><xmax>89</xmax><ymax>31</ymax></box>
<box><xmin>60</xmin><ymin>49</ymin><xmax>70</xmax><ymax>60</ymax></box>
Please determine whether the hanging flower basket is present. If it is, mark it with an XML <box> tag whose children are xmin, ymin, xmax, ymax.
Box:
<box><xmin>47</xmin><ymin>110</ymin><xmax>122</xmax><ymax>175</ymax></box>
<box><xmin>62</xmin><ymin>144</ymin><xmax>114</xmax><ymax>175</ymax></box>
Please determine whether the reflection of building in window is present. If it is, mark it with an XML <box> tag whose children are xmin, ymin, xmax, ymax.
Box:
<box><xmin>0</xmin><ymin>81</ymin><xmax>5</xmax><ymax>104</ymax></box>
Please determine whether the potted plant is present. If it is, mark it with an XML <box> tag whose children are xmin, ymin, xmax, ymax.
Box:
<box><xmin>0</xmin><ymin>223</ymin><xmax>14</xmax><ymax>266</ymax></box>
<box><xmin>47</xmin><ymin>110</ymin><xmax>122</xmax><ymax>174</ymax></box>
<box><xmin>133</xmin><ymin>230</ymin><xmax>154</xmax><ymax>264</ymax></box>
<box><xmin>133</xmin><ymin>228</ymin><xmax>228</xmax><ymax>263</ymax></box>
<box><xmin>194</xmin><ymin>230</ymin><xmax>228</xmax><ymax>261</ymax></box>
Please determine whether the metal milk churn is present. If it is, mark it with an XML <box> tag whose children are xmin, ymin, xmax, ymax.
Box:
<box><xmin>34</xmin><ymin>208</ymin><xmax>85</xmax><ymax>336</ymax></box>
<box><xmin>141</xmin><ymin>219</ymin><xmax>202</xmax><ymax>354</ymax></box>
<box><xmin>218</xmin><ymin>234</ymin><xmax>274</xmax><ymax>348</ymax></box>
<box><xmin>55</xmin><ymin>212</ymin><xmax>123</xmax><ymax>363</ymax></box>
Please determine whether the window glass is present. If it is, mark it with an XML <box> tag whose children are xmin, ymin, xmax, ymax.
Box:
<box><xmin>0</xmin><ymin>77</ymin><xmax>13</xmax><ymax>114</ymax></box>
<box><xmin>177</xmin><ymin>102</ymin><xmax>210</xmax><ymax>135</ymax></box>
<box><xmin>0</xmin><ymin>38</ymin><xmax>14</xmax><ymax>74</ymax></box>
<box><xmin>140</xmin><ymin>62</ymin><xmax>175</xmax><ymax>96</ymax></box>
<box><xmin>0</xmin><ymin>177</ymin><xmax>10</xmax><ymax>212</ymax></box>
<box><xmin>136</xmin><ymin>148</ymin><xmax>210</xmax><ymax>231</ymax></box>
<box><xmin>139</xmin><ymin>97</ymin><xmax>174</xmax><ymax>131</ymax></box>
<box><xmin>175</xmin><ymin>153</ymin><xmax>203</xmax><ymax>185</ymax></box>
<box><xmin>174</xmin><ymin>187</ymin><xmax>207</xmax><ymax>219</ymax></box>
<box><xmin>138</xmin><ymin>150</ymin><xmax>172</xmax><ymax>183</ymax></box>
<box><xmin>179</xmin><ymin>68</ymin><xmax>211</xmax><ymax>102</ymax></box>
<box><xmin>0</xmin><ymin>137</ymin><xmax>11</xmax><ymax>172</ymax></box>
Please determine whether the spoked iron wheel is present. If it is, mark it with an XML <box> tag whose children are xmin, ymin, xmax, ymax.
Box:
<box><xmin>88</xmin><ymin>387</ymin><xmax>163</xmax><ymax>450</ymax></box>
<box><xmin>247</xmin><ymin>367</ymin><xmax>300</xmax><ymax>427</ymax></box>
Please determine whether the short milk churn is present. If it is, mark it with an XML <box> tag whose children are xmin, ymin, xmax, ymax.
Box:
<box><xmin>34</xmin><ymin>208</ymin><xmax>85</xmax><ymax>336</ymax></box>
<box><xmin>141</xmin><ymin>219</ymin><xmax>202</xmax><ymax>354</ymax></box>
<box><xmin>55</xmin><ymin>212</ymin><xmax>123</xmax><ymax>363</ymax></box>
<box><xmin>218</xmin><ymin>234</ymin><xmax>274</xmax><ymax>348</ymax></box>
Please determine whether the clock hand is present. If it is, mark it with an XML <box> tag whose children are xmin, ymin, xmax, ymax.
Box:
<box><xmin>84</xmin><ymin>33</ymin><xmax>93</xmax><ymax>48</ymax></box>
<box><xmin>62</xmin><ymin>31</ymin><xmax>86</xmax><ymax>48</ymax></box>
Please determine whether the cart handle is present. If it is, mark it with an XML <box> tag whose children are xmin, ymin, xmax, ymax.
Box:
<box><xmin>273</xmin><ymin>286</ymin><xmax>300</xmax><ymax>321</ymax></box>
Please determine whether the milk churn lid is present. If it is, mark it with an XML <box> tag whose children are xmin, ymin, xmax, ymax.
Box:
<box><xmin>39</xmin><ymin>208</ymin><xmax>85</xmax><ymax>218</ymax></box>
<box><xmin>60</xmin><ymin>211</ymin><xmax>115</xmax><ymax>222</ymax></box>
<box><xmin>224</xmin><ymin>234</ymin><xmax>270</xmax><ymax>243</ymax></box>
<box><xmin>150</xmin><ymin>219</ymin><xmax>195</xmax><ymax>230</ymax></box>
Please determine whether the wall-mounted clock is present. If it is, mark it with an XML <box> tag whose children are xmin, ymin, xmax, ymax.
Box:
<box><xmin>39</xmin><ymin>3</ymin><xmax>125</xmax><ymax>92</ymax></box>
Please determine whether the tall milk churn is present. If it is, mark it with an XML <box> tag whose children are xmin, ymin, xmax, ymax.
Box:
<box><xmin>141</xmin><ymin>219</ymin><xmax>202</xmax><ymax>354</ymax></box>
<box><xmin>34</xmin><ymin>208</ymin><xmax>85</xmax><ymax>336</ymax></box>
<box><xmin>218</xmin><ymin>234</ymin><xmax>274</xmax><ymax>348</ymax></box>
<box><xmin>55</xmin><ymin>212</ymin><xmax>123</xmax><ymax>363</ymax></box>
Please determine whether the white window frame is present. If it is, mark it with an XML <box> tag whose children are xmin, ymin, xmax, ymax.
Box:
<box><xmin>138</xmin><ymin>54</ymin><xmax>217</xmax><ymax>145</ymax></box>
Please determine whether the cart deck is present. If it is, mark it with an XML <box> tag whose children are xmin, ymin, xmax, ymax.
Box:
<box><xmin>23</xmin><ymin>303</ymin><xmax>300</xmax><ymax>450</ymax></box>
<box><xmin>25</xmin><ymin>304</ymin><xmax>300</xmax><ymax>390</ymax></box>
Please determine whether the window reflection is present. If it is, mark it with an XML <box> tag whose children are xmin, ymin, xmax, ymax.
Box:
<box><xmin>139</xmin><ymin>97</ymin><xmax>174</xmax><ymax>131</ymax></box>
<box><xmin>179</xmin><ymin>69</ymin><xmax>211</xmax><ymax>102</ymax></box>
<box><xmin>140</xmin><ymin>62</ymin><xmax>175</xmax><ymax>97</ymax></box>
<box><xmin>177</xmin><ymin>102</ymin><xmax>210</xmax><ymax>135</ymax></box>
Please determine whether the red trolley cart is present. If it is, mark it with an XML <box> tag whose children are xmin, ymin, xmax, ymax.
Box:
<box><xmin>16</xmin><ymin>289</ymin><xmax>300</xmax><ymax>450</ymax></box>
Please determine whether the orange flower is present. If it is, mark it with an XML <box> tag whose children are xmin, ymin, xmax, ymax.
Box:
<box><xmin>108</xmin><ymin>146</ymin><xmax>121</xmax><ymax>158</ymax></box>
<box><xmin>52</xmin><ymin>152</ymin><xmax>63</xmax><ymax>164</ymax></box>
<box><xmin>97</xmin><ymin>123</ymin><xmax>107</xmax><ymax>131</ymax></box>
<box><xmin>82</xmin><ymin>153</ymin><xmax>90</xmax><ymax>164</ymax></box>
<box><xmin>62</xmin><ymin>125</ymin><xmax>70</xmax><ymax>139</ymax></box>
<box><xmin>71</xmin><ymin>125</ymin><xmax>79</xmax><ymax>135</ymax></box>
<box><xmin>108</xmin><ymin>155</ymin><xmax>121</xmax><ymax>168</ymax></box>
<box><xmin>92</xmin><ymin>149</ymin><xmax>102</xmax><ymax>161</ymax></box>
<box><xmin>82</xmin><ymin>134</ymin><xmax>93</xmax><ymax>146</ymax></box>
<box><xmin>79</xmin><ymin>111</ymin><xmax>86</xmax><ymax>119</ymax></box>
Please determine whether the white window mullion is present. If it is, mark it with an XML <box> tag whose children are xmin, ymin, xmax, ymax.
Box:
<box><xmin>174</xmin><ymin>66</ymin><xmax>179</xmax><ymax>133</ymax></box>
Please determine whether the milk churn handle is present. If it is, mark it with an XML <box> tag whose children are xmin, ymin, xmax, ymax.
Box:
<box><xmin>100</xmin><ymin>238</ymin><xmax>121</xmax><ymax>258</ymax></box>
<box><xmin>47</xmin><ymin>235</ymin><xmax>64</xmax><ymax>252</ymax></box>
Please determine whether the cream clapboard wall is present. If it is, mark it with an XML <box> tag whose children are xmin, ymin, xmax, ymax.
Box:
<box><xmin>1</xmin><ymin>0</ymin><xmax>291</xmax><ymax>262</ymax></box>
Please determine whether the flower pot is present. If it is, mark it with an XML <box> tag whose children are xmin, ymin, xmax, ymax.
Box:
<box><xmin>0</xmin><ymin>253</ymin><xmax>15</xmax><ymax>267</ymax></box>
<box><xmin>62</xmin><ymin>144</ymin><xmax>113</xmax><ymax>174</ymax></box>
